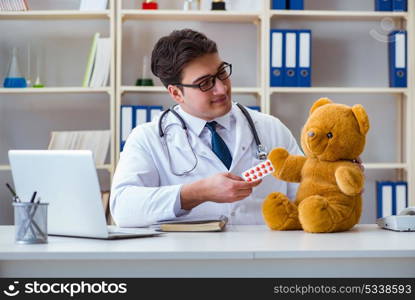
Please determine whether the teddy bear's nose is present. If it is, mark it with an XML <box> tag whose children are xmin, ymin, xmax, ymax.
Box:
<box><xmin>307</xmin><ymin>131</ymin><xmax>315</xmax><ymax>137</ymax></box>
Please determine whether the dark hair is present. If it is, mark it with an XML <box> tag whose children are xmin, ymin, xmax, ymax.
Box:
<box><xmin>151</xmin><ymin>29</ymin><xmax>218</xmax><ymax>88</ymax></box>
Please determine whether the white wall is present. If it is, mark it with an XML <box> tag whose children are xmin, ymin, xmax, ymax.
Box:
<box><xmin>0</xmin><ymin>0</ymin><xmax>405</xmax><ymax>224</ymax></box>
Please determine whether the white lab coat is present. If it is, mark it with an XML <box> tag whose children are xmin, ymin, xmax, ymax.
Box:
<box><xmin>110</xmin><ymin>103</ymin><xmax>303</xmax><ymax>227</ymax></box>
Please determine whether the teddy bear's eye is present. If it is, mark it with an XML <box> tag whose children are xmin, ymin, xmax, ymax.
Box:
<box><xmin>327</xmin><ymin>132</ymin><xmax>333</xmax><ymax>139</ymax></box>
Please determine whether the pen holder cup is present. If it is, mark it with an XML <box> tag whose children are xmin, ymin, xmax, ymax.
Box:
<box><xmin>13</xmin><ymin>202</ymin><xmax>48</xmax><ymax>244</ymax></box>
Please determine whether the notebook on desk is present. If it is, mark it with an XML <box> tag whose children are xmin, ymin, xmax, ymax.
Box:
<box><xmin>8</xmin><ymin>150</ymin><xmax>161</xmax><ymax>240</ymax></box>
<box><xmin>154</xmin><ymin>215</ymin><xmax>228</xmax><ymax>232</ymax></box>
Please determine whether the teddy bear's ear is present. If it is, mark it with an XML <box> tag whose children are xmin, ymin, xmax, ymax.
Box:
<box><xmin>309</xmin><ymin>97</ymin><xmax>332</xmax><ymax>115</ymax></box>
<box><xmin>352</xmin><ymin>104</ymin><xmax>370</xmax><ymax>135</ymax></box>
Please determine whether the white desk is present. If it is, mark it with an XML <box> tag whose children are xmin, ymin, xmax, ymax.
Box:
<box><xmin>0</xmin><ymin>225</ymin><xmax>414</xmax><ymax>277</ymax></box>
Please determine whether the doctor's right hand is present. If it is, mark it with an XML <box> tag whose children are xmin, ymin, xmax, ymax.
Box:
<box><xmin>180</xmin><ymin>173</ymin><xmax>262</xmax><ymax>211</ymax></box>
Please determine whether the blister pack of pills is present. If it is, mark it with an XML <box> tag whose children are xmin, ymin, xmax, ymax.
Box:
<box><xmin>241</xmin><ymin>160</ymin><xmax>274</xmax><ymax>182</ymax></box>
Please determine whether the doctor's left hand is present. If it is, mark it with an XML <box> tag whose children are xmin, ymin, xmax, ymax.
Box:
<box><xmin>180</xmin><ymin>173</ymin><xmax>262</xmax><ymax>211</ymax></box>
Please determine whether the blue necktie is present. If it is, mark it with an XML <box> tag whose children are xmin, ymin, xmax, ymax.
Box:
<box><xmin>205</xmin><ymin>121</ymin><xmax>232</xmax><ymax>169</ymax></box>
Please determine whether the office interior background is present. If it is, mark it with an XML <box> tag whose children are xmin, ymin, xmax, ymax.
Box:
<box><xmin>0</xmin><ymin>0</ymin><xmax>413</xmax><ymax>225</ymax></box>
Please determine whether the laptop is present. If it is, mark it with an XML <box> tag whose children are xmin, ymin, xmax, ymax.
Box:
<box><xmin>8</xmin><ymin>150</ymin><xmax>161</xmax><ymax>240</ymax></box>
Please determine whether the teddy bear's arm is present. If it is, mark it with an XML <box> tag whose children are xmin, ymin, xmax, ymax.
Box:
<box><xmin>335</xmin><ymin>166</ymin><xmax>364</xmax><ymax>196</ymax></box>
<box><xmin>268</xmin><ymin>147</ymin><xmax>306</xmax><ymax>183</ymax></box>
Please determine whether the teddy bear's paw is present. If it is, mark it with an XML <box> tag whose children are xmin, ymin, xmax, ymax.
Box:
<box><xmin>262</xmin><ymin>192</ymin><xmax>301</xmax><ymax>230</ymax></box>
<box><xmin>268</xmin><ymin>148</ymin><xmax>289</xmax><ymax>174</ymax></box>
<box><xmin>335</xmin><ymin>166</ymin><xmax>364</xmax><ymax>196</ymax></box>
<box><xmin>298</xmin><ymin>195</ymin><xmax>336</xmax><ymax>233</ymax></box>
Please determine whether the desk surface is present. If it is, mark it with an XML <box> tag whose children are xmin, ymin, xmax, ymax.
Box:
<box><xmin>0</xmin><ymin>224</ymin><xmax>414</xmax><ymax>260</ymax></box>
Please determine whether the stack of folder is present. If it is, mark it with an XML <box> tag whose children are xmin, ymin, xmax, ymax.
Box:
<box><xmin>270</xmin><ymin>29</ymin><xmax>312</xmax><ymax>87</ymax></box>
<box><xmin>388</xmin><ymin>30</ymin><xmax>407</xmax><ymax>88</ymax></box>
<box><xmin>376</xmin><ymin>181</ymin><xmax>408</xmax><ymax>218</ymax></box>
<box><xmin>272</xmin><ymin>0</ymin><xmax>303</xmax><ymax>10</ymax></box>
<box><xmin>375</xmin><ymin>0</ymin><xmax>407</xmax><ymax>11</ymax></box>
<box><xmin>120</xmin><ymin>105</ymin><xmax>163</xmax><ymax>151</ymax></box>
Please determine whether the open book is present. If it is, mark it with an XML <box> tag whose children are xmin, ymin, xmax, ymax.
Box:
<box><xmin>155</xmin><ymin>215</ymin><xmax>228</xmax><ymax>232</ymax></box>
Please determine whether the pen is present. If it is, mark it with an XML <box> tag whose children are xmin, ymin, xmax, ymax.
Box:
<box><xmin>5</xmin><ymin>182</ymin><xmax>20</xmax><ymax>202</ymax></box>
<box><xmin>30</xmin><ymin>191</ymin><xmax>37</xmax><ymax>203</ymax></box>
<box><xmin>20</xmin><ymin>197</ymin><xmax>44</xmax><ymax>240</ymax></box>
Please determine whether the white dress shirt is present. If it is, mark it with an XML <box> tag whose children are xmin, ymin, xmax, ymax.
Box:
<box><xmin>181</xmin><ymin>107</ymin><xmax>236</xmax><ymax>154</ymax></box>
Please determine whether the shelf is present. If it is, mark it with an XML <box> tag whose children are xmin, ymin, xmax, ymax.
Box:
<box><xmin>269</xmin><ymin>87</ymin><xmax>408</xmax><ymax>94</ymax></box>
<box><xmin>270</xmin><ymin>10</ymin><xmax>408</xmax><ymax>21</ymax></box>
<box><xmin>121</xmin><ymin>86</ymin><xmax>261</xmax><ymax>94</ymax></box>
<box><xmin>0</xmin><ymin>164</ymin><xmax>112</xmax><ymax>171</ymax></box>
<box><xmin>121</xmin><ymin>10</ymin><xmax>261</xmax><ymax>23</ymax></box>
<box><xmin>0</xmin><ymin>10</ymin><xmax>111</xmax><ymax>20</ymax></box>
<box><xmin>364</xmin><ymin>163</ymin><xmax>408</xmax><ymax>170</ymax></box>
<box><xmin>0</xmin><ymin>87</ymin><xmax>111</xmax><ymax>94</ymax></box>
<box><xmin>233</xmin><ymin>87</ymin><xmax>262</xmax><ymax>94</ymax></box>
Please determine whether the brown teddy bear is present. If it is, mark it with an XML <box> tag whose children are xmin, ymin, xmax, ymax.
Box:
<box><xmin>262</xmin><ymin>97</ymin><xmax>370</xmax><ymax>233</ymax></box>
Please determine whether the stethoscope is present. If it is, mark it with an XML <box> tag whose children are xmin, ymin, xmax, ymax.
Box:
<box><xmin>158</xmin><ymin>103</ymin><xmax>268</xmax><ymax>176</ymax></box>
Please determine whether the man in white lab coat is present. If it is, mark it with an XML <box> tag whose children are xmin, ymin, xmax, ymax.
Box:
<box><xmin>110</xmin><ymin>29</ymin><xmax>302</xmax><ymax>227</ymax></box>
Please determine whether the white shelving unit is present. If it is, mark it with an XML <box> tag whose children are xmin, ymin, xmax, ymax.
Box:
<box><xmin>364</xmin><ymin>163</ymin><xmax>408</xmax><ymax>170</ymax></box>
<box><xmin>0</xmin><ymin>0</ymin><xmax>117</xmax><ymax>175</ymax></box>
<box><xmin>121</xmin><ymin>9</ymin><xmax>261</xmax><ymax>22</ymax></box>
<box><xmin>114</xmin><ymin>0</ymin><xmax>414</xmax><ymax>211</ymax></box>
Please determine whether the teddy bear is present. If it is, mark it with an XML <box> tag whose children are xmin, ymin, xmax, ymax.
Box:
<box><xmin>262</xmin><ymin>97</ymin><xmax>370</xmax><ymax>233</ymax></box>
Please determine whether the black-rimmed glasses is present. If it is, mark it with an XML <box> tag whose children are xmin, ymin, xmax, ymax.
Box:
<box><xmin>175</xmin><ymin>63</ymin><xmax>232</xmax><ymax>92</ymax></box>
